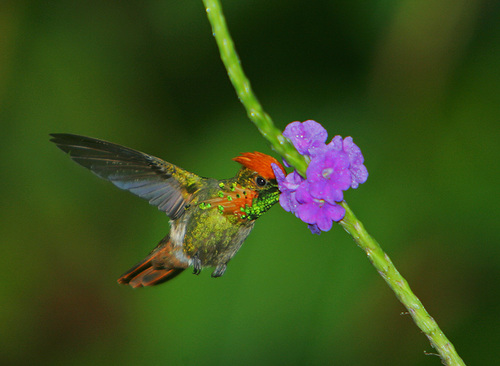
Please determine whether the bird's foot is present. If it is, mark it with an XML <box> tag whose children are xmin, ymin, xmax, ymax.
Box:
<box><xmin>192</xmin><ymin>254</ymin><xmax>202</xmax><ymax>275</ymax></box>
<box><xmin>211</xmin><ymin>264</ymin><xmax>227</xmax><ymax>278</ymax></box>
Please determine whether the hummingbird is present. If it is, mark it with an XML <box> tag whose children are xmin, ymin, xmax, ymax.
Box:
<box><xmin>50</xmin><ymin>133</ymin><xmax>285</xmax><ymax>288</ymax></box>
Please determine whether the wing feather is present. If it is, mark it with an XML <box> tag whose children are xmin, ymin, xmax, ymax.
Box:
<box><xmin>50</xmin><ymin>133</ymin><xmax>203</xmax><ymax>219</ymax></box>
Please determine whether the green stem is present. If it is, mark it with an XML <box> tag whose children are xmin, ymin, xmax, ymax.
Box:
<box><xmin>340</xmin><ymin>202</ymin><xmax>465</xmax><ymax>365</ymax></box>
<box><xmin>202</xmin><ymin>0</ymin><xmax>307</xmax><ymax>176</ymax></box>
<box><xmin>202</xmin><ymin>0</ymin><xmax>466</xmax><ymax>365</ymax></box>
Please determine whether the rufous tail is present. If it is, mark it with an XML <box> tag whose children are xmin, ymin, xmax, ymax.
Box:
<box><xmin>117</xmin><ymin>239</ymin><xmax>186</xmax><ymax>288</ymax></box>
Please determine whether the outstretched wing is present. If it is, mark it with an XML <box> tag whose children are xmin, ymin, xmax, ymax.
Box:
<box><xmin>50</xmin><ymin>133</ymin><xmax>203</xmax><ymax>220</ymax></box>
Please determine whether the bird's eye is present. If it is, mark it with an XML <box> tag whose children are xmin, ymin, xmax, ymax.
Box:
<box><xmin>255</xmin><ymin>176</ymin><xmax>267</xmax><ymax>187</ymax></box>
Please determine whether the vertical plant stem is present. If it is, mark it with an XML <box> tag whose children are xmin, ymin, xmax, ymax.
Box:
<box><xmin>202</xmin><ymin>0</ymin><xmax>307</xmax><ymax>176</ymax></box>
<box><xmin>202</xmin><ymin>0</ymin><xmax>466</xmax><ymax>365</ymax></box>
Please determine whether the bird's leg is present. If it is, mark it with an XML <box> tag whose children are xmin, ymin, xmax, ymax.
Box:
<box><xmin>192</xmin><ymin>252</ymin><xmax>202</xmax><ymax>275</ymax></box>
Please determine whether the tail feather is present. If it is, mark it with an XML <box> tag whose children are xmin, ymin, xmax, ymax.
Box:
<box><xmin>129</xmin><ymin>267</ymin><xmax>185</xmax><ymax>288</ymax></box>
<box><xmin>117</xmin><ymin>256</ymin><xmax>153</xmax><ymax>285</ymax></box>
<box><xmin>117</xmin><ymin>239</ymin><xmax>187</xmax><ymax>288</ymax></box>
<box><xmin>118</xmin><ymin>258</ymin><xmax>185</xmax><ymax>288</ymax></box>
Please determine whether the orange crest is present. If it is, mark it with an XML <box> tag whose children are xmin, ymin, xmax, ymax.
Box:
<box><xmin>233</xmin><ymin>152</ymin><xmax>285</xmax><ymax>180</ymax></box>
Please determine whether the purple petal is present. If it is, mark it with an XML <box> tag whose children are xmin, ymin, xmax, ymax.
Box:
<box><xmin>303</xmin><ymin>120</ymin><xmax>328</xmax><ymax>144</ymax></box>
<box><xmin>308</xmin><ymin>180</ymin><xmax>344</xmax><ymax>204</ymax></box>
<box><xmin>272</xmin><ymin>166</ymin><xmax>307</xmax><ymax>196</ymax></box>
<box><xmin>295</xmin><ymin>202</ymin><xmax>318</xmax><ymax>224</ymax></box>
<box><xmin>343</xmin><ymin>136</ymin><xmax>363</xmax><ymax>163</ymax></box>
<box><xmin>308</xmin><ymin>224</ymin><xmax>321</xmax><ymax>235</ymax></box>
<box><xmin>284</xmin><ymin>170</ymin><xmax>305</xmax><ymax>189</ymax></box>
<box><xmin>295</xmin><ymin>181</ymin><xmax>314</xmax><ymax>203</ymax></box>
<box><xmin>283</xmin><ymin>120</ymin><xmax>328</xmax><ymax>156</ymax></box>
<box><xmin>271</xmin><ymin>163</ymin><xmax>285</xmax><ymax>184</ymax></box>
<box><xmin>307</xmin><ymin>142</ymin><xmax>328</xmax><ymax>157</ymax></box>
<box><xmin>316</xmin><ymin>213</ymin><xmax>333</xmax><ymax>232</ymax></box>
<box><xmin>327</xmin><ymin>135</ymin><xmax>344</xmax><ymax>151</ymax></box>
<box><xmin>325</xmin><ymin>202</ymin><xmax>346</xmax><ymax>222</ymax></box>
<box><xmin>350</xmin><ymin>163</ymin><xmax>368</xmax><ymax>189</ymax></box>
<box><xmin>279</xmin><ymin>190</ymin><xmax>299</xmax><ymax>212</ymax></box>
<box><xmin>306</xmin><ymin>150</ymin><xmax>352</xmax><ymax>194</ymax></box>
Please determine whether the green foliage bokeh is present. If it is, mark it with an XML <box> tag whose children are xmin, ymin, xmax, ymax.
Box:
<box><xmin>1</xmin><ymin>1</ymin><xmax>499</xmax><ymax>365</ymax></box>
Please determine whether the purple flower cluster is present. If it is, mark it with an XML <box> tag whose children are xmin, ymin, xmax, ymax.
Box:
<box><xmin>271</xmin><ymin>120</ymin><xmax>368</xmax><ymax>234</ymax></box>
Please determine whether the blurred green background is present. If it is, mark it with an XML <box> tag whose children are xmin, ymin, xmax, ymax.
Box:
<box><xmin>1</xmin><ymin>1</ymin><xmax>499</xmax><ymax>365</ymax></box>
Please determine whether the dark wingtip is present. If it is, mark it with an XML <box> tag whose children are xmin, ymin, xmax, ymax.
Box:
<box><xmin>49</xmin><ymin>132</ymin><xmax>68</xmax><ymax>140</ymax></box>
<box><xmin>49</xmin><ymin>133</ymin><xmax>77</xmax><ymax>147</ymax></box>
<box><xmin>49</xmin><ymin>133</ymin><xmax>83</xmax><ymax>143</ymax></box>
<box><xmin>49</xmin><ymin>133</ymin><xmax>60</xmax><ymax>143</ymax></box>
